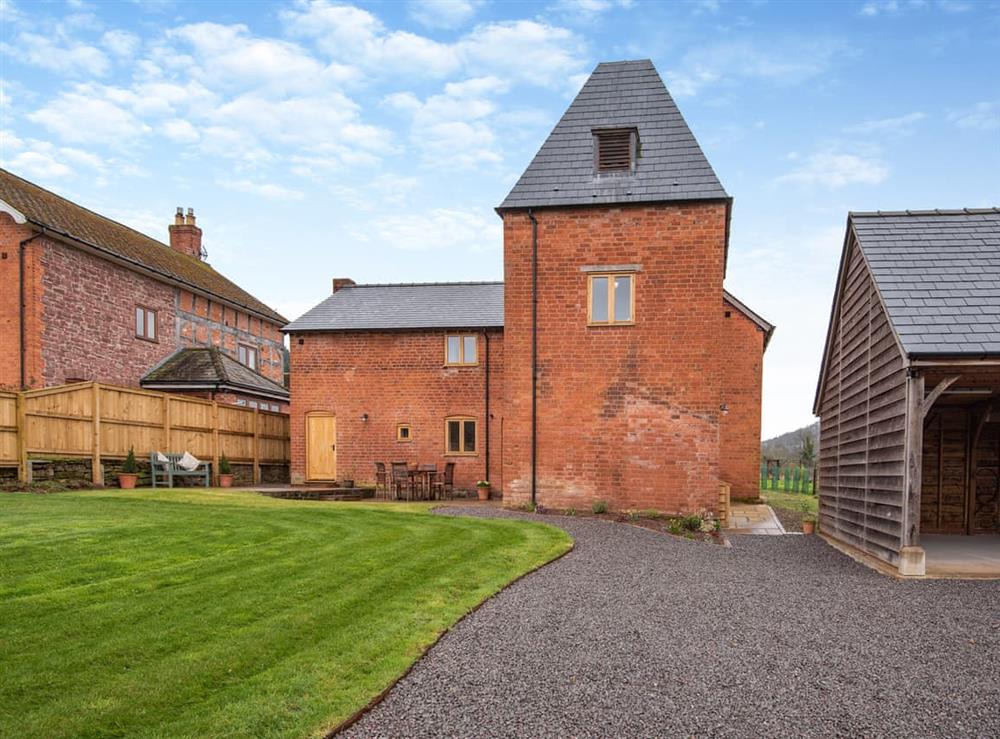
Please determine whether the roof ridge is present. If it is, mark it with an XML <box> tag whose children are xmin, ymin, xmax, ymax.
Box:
<box><xmin>0</xmin><ymin>166</ymin><xmax>188</xmax><ymax>256</ymax></box>
<box><xmin>207</xmin><ymin>346</ymin><xmax>229</xmax><ymax>384</ymax></box>
<box><xmin>345</xmin><ymin>281</ymin><xmax>504</xmax><ymax>288</ymax></box>
<box><xmin>851</xmin><ymin>207</ymin><xmax>1000</xmax><ymax>217</ymax></box>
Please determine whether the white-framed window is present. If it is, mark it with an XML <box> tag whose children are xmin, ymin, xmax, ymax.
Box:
<box><xmin>135</xmin><ymin>306</ymin><xmax>157</xmax><ymax>341</ymax></box>
<box><xmin>238</xmin><ymin>344</ymin><xmax>258</xmax><ymax>371</ymax></box>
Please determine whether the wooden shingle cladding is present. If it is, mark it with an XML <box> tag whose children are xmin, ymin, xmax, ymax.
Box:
<box><xmin>816</xmin><ymin>233</ymin><xmax>908</xmax><ymax>566</ymax></box>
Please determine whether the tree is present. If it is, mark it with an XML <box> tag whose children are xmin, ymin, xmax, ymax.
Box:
<box><xmin>798</xmin><ymin>432</ymin><xmax>816</xmax><ymax>467</ymax></box>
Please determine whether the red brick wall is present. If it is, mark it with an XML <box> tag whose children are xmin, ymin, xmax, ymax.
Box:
<box><xmin>288</xmin><ymin>329</ymin><xmax>503</xmax><ymax>491</ymax></box>
<box><xmin>0</xmin><ymin>223</ymin><xmax>286</xmax><ymax>403</ymax></box>
<box><xmin>0</xmin><ymin>214</ymin><xmax>33</xmax><ymax>389</ymax></box>
<box><xmin>38</xmin><ymin>237</ymin><xmax>179</xmax><ymax>386</ymax></box>
<box><xmin>501</xmin><ymin>203</ymin><xmax>728</xmax><ymax>514</ymax></box>
<box><xmin>719</xmin><ymin>300</ymin><xmax>766</xmax><ymax>499</ymax></box>
<box><xmin>176</xmin><ymin>291</ymin><xmax>285</xmax><ymax>386</ymax></box>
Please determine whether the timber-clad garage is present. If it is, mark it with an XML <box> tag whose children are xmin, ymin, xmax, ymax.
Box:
<box><xmin>815</xmin><ymin>208</ymin><xmax>1000</xmax><ymax>577</ymax></box>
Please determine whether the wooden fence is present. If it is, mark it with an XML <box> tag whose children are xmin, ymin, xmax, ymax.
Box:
<box><xmin>0</xmin><ymin>382</ymin><xmax>290</xmax><ymax>485</ymax></box>
<box><xmin>760</xmin><ymin>461</ymin><xmax>816</xmax><ymax>494</ymax></box>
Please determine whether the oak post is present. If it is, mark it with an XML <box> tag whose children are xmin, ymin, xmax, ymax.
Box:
<box><xmin>91</xmin><ymin>382</ymin><xmax>103</xmax><ymax>486</ymax></box>
<box><xmin>252</xmin><ymin>406</ymin><xmax>261</xmax><ymax>485</ymax></box>
<box><xmin>16</xmin><ymin>392</ymin><xmax>28</xmax><ymax>483</ymax></box>
<box><xmin>902</xmin><ymin>371</ymin><xmax>925</xmax><ymax>549</ymax></box>
<box><xmin>211</xmin><ymin>401</ymin><xmax>220</xmax><ymax>487</ymax></box>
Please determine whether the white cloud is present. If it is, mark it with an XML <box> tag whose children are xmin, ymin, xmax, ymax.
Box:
<box><xmin>28</xmin><ymin>85</ymin><xmax>152</xmax><ymax>143</ymax></box>
<box><xmin>666</xmin><ymin>39</ymin><xmax>850</xmax><ymax>96</ymax></box>
<box><xmin>386</xmin><ymin>76</ymin><xmax>509</xmax><ymax>167</ymax></box>
<box><xmin>777</xmin><ymin>151</ymin><xmax>889</xmax><ymax>188</ymax></box>
<box><xmin>367</xmin><ymin>208</ymin><xmax>500</xmax><ymax>252</ymax></box>
<box><xmin>408</xmin><ymin>0</ymin><xmax>480</xmax><ymax>29</ymax></box>
<box><xmin>948</xmin><ymin>101</ymin><xmax>999</xmax><ymax>132</ymax></box>
<box><xmin>3</xmin><ymin>31</ymin><xmax>110</xmax><ymax>76</ymax></box>
<box><xmin>0</xmin><ymin>133</ymin><xmax>110</xmax><ymax>182</ymax></box>
<box><xmin>550</xmin><ymin>0</ymin><xmax>635</xmax><ymax>20</ymax></box>
<box><xmin>844</xmin><ymin>111</ymin><xmax>926</xmax><ymax>136</ymax></box>
<box><xmin>161</xmin><ymin>118</ymin><xmax>200</xmax><ymax>143</ymax></box>
<box><xmin>282</xmin><ymin>2</ymin><xmax>587</xmax><ymax>87</ymax></box>
<box><xmin>220</xmin><ymin>179</ymin><xmax>305</xmax><ymax>201</ymax></box>
<box><xmin>101</xmin><ymin>29</ymin><xmax>140</xmax><ymax>58</ymax></box>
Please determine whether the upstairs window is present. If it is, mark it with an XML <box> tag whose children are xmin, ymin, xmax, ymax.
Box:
<box><xmin>397</xmin><ymin>424</ymin><xmax>412</xmax><ymax>442</ymax></box>
<box><xmin>238</xmin><ymin>344</ymin><xmax>258</xmax><ymax>371</ymax></box>
<box><xmin>588</xmin><ymin>273</ymin><xmax>634</xmax><ymax>325</ymax></box>
<box><xmin>135</xmin><ymin>306</ymin><xmax>157</xmax><ymax>341</ymax></box>
<box><xmin>594</xmin><ymin>128</ymin><xmax>638</xmax><ymax>175</ymax></box>
<box><xmin>445</xmin><ymin>334</ymin><xmax>478</xmax><ymax>366</ymax></box>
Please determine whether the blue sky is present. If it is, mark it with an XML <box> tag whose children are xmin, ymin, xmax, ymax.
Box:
<box><xmin>1</xmin><ymin>0</ymin><xmax>998</xmax><ymax>437</ymax></box>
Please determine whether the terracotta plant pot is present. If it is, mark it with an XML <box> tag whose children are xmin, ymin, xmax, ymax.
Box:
<box><xmin>118</xmin><ymin>473</ymin><xmax>138</xmax><ymax>489</ymax></box>
<box><xmin>802</xmin><ymin>520</ymin><xmax>815</xmax><ymax>535</ymax></box>
<box><xmin>219</xmin><ymin>474</ymin><xmax>233</xmax><ymax>488</ymax></box>
<box><xmin>477</xmin><ymin>486</ymin><xmax>490</xmax><ymax>501</ymax></box>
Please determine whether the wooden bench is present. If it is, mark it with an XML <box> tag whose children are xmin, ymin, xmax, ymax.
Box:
<box><xmin>150</xmin><ymin>453</ymin><xmax>211</xmax><ymax>488</ymax></box>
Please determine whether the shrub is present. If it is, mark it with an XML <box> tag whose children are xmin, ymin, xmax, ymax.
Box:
<box><xmin>640</xmin><ymin>509</ymin><xmax>662</xmax><ymax>519</ymax></box>
<box><xmin>626</xmin><ymin>509</ymin><xmax>640</xmax><ymax>521</ymax></box>
<box><xmin>519</xmin><ymin>501</ymin><xmax>537</xmax><ymax>513</ymax></box>
<box><xmin>219</xmin><ymin>454</ymin><xmax>231</xmax><ymax>475</ymax></box>
<box><xmin>592</xmin><ymin>500</ymin><xmax>608</xmax><ymax>514</ymax></box>
<box><xmin>666</xmin><ymin>518</ymin><xmax>684</xmax><ymax>535</ymax></box>
<box><xmin>565</xmin><ymin>507</ymin><xmax>577</xmax><ymax>517</ymax></box>
<box><xmin>680</xmin><ymin>514</ymin><xmax>703</xmax><ymax>532</ymax></box>
<box><xmin>121</xmin><ymin>447</ymin><xmax>138</xmax><ymax>474</ymax></box>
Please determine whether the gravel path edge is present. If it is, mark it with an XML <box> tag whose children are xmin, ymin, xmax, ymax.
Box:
<box><xmin>324</xmin><ymin>518</ymin><xmax>576</xmax><ymax>738</ymax></box>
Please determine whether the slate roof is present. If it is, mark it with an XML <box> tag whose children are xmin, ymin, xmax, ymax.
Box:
<box><xmin>498</xmin><ymin>59</ymin><xmax>728</xmax><ymax>210</ymax></box>
<box><xmin>852</xmin><ymin>208</ymin><xmax>1000</xmax><ymax>355</ymax></box>
<box><xmin>283</xmin><ymin>282</ymin><xmax>504</xmax><ymax>332</ymax></box>
<box><xmin>141</xmin><ymin>347</ymin><xmax>289</xmax><ymax>400</ymax></box>
<box><xmin>0</xmin><ymin>168</ymin><xmax>285</xmax><ymax>324</ymax></box>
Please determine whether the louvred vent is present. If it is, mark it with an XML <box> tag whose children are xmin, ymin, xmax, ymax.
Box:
<box><xmin>595</xmin><ymin>129</ymin><xmax>636</xmax><ymax>174</ymax></box>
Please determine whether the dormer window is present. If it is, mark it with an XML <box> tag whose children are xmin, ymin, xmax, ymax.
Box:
<box><xmin>594</xmin><ymin>128</ymin><xmax>638</xmax><ymax>175</ymax></box>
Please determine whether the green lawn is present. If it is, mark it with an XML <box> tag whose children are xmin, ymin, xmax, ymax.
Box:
<box><xmin>0</xmin><ymin>488</ymin><xmax>571</xmax><ymax>738</ymax></box>
<box><xmin>760</xmin><ymin>489</ymin><xmax>818</xmax><ymax>515</ymax></box>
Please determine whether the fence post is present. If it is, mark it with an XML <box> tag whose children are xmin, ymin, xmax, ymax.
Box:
<box><xmin>211</xmin><ymin>401</ymin><xmax>220</xmax><ymax>487</ymax></box>
<box><xmin>16</xmin><ymin>391</ymin><xmax>28</xmax><ymax>483</ymax></box>
<box><xmin>252</xmin><ymin>406</ymin><xmax>261</xmax><ymax>485</ymax></box>
<box><xmin>91</xmin><ymin>382</ymin><xmax>103</xmax><ymax>486</ymax></box>
<box><xmin>162</xmin><ymin>394</ymin><xmax>171</xmax><ymax>451</ymax></box>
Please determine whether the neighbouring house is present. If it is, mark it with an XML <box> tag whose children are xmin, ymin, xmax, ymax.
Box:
<box><xmin>285</xmin><ymin>59</ymin><xmax>773</xmax><ymax>509</ymax></box>
<box><xmin>0</xmin><ymin>168</ymin><xmax>289</xmax><ymax>411</ymax></box>
<box><xmin>815</xmin><ymin>209</ymin><xmax>1000</xmax><ymax>576</ymax></box>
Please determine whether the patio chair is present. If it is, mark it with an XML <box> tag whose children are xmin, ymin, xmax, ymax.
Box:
<box><xmin>430</xmin><ymin>462</ymin><xmax>455</xmax><ymax>500</ymax></box>
<box><xmin>390</xmin><ymin>461</ymin><xmax>412</xmax><ymax>500</ymax></box>
<box><xmin>417</xmin><ymin>463</ymin><xmax>437</xmax><ymax>500</ymax></box>
<box><xmin>374</xmin><ymin>461</ymin><xmax>389</xmax><ymax>498</ymax></box>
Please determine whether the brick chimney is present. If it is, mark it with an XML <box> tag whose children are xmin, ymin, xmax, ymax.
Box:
<box><xmin>168</xmin><ymin>207</ymin><xmax>203</xmax><ymax>260</ymax></box>
<box><xmin>332</xmin><ymin>278</ymin><xmax>356</xmax><ymax>293</ymax></box>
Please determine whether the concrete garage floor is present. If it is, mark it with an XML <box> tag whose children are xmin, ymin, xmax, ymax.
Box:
<box><xmin>924</xmin><ymin>534</ymin><xmax>1000</xmax><ymax>577</ymax></box>
<box><xmin>340</xmin><ymin>509</ymin><xmax>1000</xmax><ymax>739</ymax></box>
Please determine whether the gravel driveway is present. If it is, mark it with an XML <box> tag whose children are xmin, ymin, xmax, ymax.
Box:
<box><xmin>340</xmin><ymin>509</ymin><xmax>1000</xmax><ymax>738</ymax></box>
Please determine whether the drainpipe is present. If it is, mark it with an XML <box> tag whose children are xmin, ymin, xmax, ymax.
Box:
<box><xmin>483</xmin><ymin>329</ymin><xmax>490</xmax><ymax>486</ymax></box>
<box><xmin>528</xmin><ymin>209</ymin><xmax>538</xmax><ymax>507</ymax></box>
<box><xmin>18</xmin><ymin>231</ymin><xmax>45</xmax><ymax>389</ymax></box>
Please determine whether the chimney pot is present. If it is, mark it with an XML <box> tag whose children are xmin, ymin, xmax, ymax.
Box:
<box><xmin>332</xmin><ymin>278</ymin><xmax>356</xmax><ymax>293</ymax></box>
<box><xmin>174</xmin><ymin>207</ymin><xmax>184</xmax><ymax>225</ymax></box>
<box><xmin>186</xmin><ymin>207</ymin><xmax>196</xmax><ymax>226</ymax></box>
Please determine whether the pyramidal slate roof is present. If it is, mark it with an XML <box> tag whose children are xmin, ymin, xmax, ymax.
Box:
<box><xmin>141</xmin><ymin>347</ymin><xmax>289</xmax><ymax>401</ymax></box>
<box><xmin>283</xmin><ymin>282</ymin><xmax>504</xmax><ymax>332</ymax></box>
<box><xmin>852</xmin><ymin>208</ymin><xmax>1000</xmax><ymax>355</ymax></box>
<box><xmin>498</xmin><ymin>59</ymin><xmax>728</xmax><ymax>210</ymax></box>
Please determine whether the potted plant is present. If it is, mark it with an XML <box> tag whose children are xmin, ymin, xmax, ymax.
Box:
<box><xmin>119</xmin><ymin>446</ymin><xmax>139</xmax><ymax>489</ymax></box>
<box><xmin>802</xmin><ymin>514</ymin><xmax>817</xmax><ymax>535</ymax></box>
<box><xmin>218</xmin><ymin>454</ymin><xmax>233</xmax><ymax>488</ymax></box>
<box><xmin>475</xmin><ymin>480</ymin><xmax>490</xmax><ymax>501</ymax></box>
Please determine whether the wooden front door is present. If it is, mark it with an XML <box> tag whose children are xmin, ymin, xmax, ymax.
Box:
<box><xmin>306</xmin><ymin>414</ymin><xmax>337</xmax><ymax>481</ymax></box>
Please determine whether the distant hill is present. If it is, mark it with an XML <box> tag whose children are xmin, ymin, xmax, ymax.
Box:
<box><xmin>761</xmin><ymin>421</ymin><xmax>819</xmax><ymax>463</ymax></box>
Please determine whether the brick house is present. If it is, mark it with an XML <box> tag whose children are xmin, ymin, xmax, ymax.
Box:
<box><xmin>285</xmin><ymin>60</ymin><xmax>772</xmax><ymax>511</ymax></box>
<box><xmin>0</xmin><ymin>168</ymin><xmax>289</xmax><ymax>410</ymax></box>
